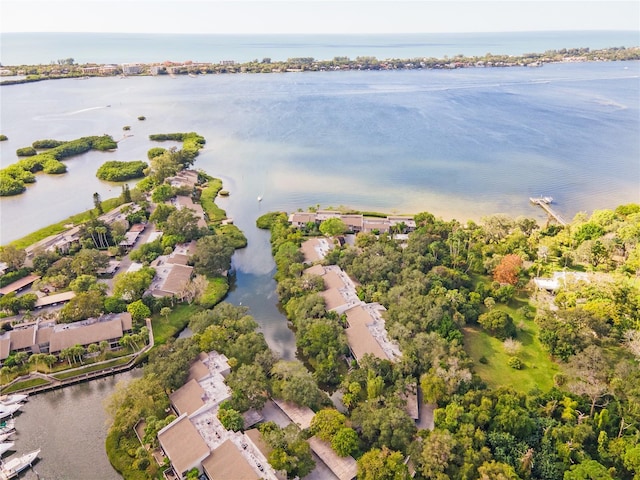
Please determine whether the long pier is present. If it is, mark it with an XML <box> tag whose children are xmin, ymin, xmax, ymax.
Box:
<box><xmin>529</xmin><ymin>197</ymin><xmax>567</xmax><ymax>226</ymax></box>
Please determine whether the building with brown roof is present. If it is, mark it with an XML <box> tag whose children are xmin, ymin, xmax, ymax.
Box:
<box><xmin>344</xmin><ymin>304</ymin><xmax>401</xmax><ymax>363</ymax></box>
<box><xmin>48</xmin><ymin>313</ymin><xmax>133</xmax><ymax>354</ymax></box>
<box><xmin>202</xmin><ymin>439</ymin><xmax>260</xmax><ymax>480</ymax></box>
<box><xmin>0</xmin><ymin>275</ymin><xmax>40</xmax><ymax>296</ymax></box>
<box><xmin>273</xmin><ymin>399</ymin><xmax>315</xmax><ymax>430</ymax></box>
<box><xmin>149</xmin><ymin>264</ymin><xmax>194</xmax><ymax>298</ymax></box>
<box><xmin>288</xmin><ymin>212</ymin><xmax>318</xmax><ymax>228</ymax></box>
<box><xmin>0</xmin><ymin>313</ymin><xmax>133</xmax><ymax>362</ymax></box>
<box><xmin>308</xmin><ymin>436</ymin><xmax>357</xmax><ymax>480</ymax></box>
<box><xmin>158</xmin><ymin>414</ymin><xmax>211</xmax><ymax>479</ymax></box>
<box><xmin>34</xmin><ymin>291</ymin><xmax>76</xmax><ymax>309</ymax></box>
<box><xmin>170</xmin><ymin>379</ymin><xmax>207</xmax><ymax>416</ymax></box>
<box><xmin>174</xmin><ymin>195</ymin><xmax>208</xmax><ymax>229</ymax></box>
<box><xmin>300</xmin><ymin>237</ymin><xmax>333</xmax><ymax>263</ymax></box>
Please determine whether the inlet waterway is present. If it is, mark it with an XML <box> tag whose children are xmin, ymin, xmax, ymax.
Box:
<box><xmin>0</xmin><ymin>59</ymin><xmax>638</xmax><ymax>478</ymax></box>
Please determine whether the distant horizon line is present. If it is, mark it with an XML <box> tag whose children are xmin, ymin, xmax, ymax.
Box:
<box><xmin>4</xmin><ymin>29</ymin><xmax>638</xmax><ymax>35</ymax></box>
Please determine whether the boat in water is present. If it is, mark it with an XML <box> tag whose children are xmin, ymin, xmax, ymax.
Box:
<box><xmin>0</xmin><ymin>449</ymin><xmax>40</xmax><ymax>480</ymax></box>
<box><xmin>0</xmin><ymin>443</ymin><xmax>13</xmax><ymax>457</ymax></box>
<box><xmin>0</xmin><ymin>421</ymin><xmax>15</xmax><ymax>437</ymax></box>
<box><xmin>0</xmin><ymin>396</ymin><xmax>27</xmax><ymax>407</ymax></box>
<box><xmin>0</xmin><ymin>434</ymin><xmax>13</xmax><ymax>444</ymax></box>
<box><xmin>0</xmin><ymin>405</ymin><xmax>21</xmax><ymax>422</ymax></box>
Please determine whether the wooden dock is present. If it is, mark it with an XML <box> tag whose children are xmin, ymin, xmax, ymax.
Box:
<box><xmin>529</xmin><ymin>197</ymin><xmax>567</xmax><ymax>226</ymax></box>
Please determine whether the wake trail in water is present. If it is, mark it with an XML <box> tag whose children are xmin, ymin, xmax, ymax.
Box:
<box><xmin>64</xmin><ymin>105</ymin><xmax>110</xmax><ymax>115</ymax></box>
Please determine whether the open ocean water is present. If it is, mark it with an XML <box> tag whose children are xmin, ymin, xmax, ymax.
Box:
<box><xmin>1</xmin><ymin>31</ymin><xmax>639</xmax><ymax>65</ymax></box>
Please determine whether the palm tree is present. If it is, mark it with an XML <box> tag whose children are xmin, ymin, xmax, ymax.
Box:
<box><xmin>86</xmin><ymin>226</ymin><xmax>99</xmax><ymax>249</ymax></box>
<box><xmin>96</xmin><ymin>226</ymin><xmax>108</xmax><ymax>249</ymax></box>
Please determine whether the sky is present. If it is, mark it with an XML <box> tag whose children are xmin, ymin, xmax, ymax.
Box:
<box><xmin>1</xmin><ymin>0</ymin><xmax>638</xmax><ymax>34</ymax></box>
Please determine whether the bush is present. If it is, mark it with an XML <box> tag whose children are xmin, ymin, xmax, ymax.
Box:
<box><xmin>147</xmin><ymin>147</ymin><xmax>166</xmax><ymax>160</ymax></box>
<box><xmin>0</xmin><ymin>135</ymin><xmax>7</xmax><ymax>141</ymax></box>
<box><xmin>0</xmin><ymin>173</ymin><xmax>26</xmax><ymax>196</ymax></box>
<box><xmin>16</xmin><ymin>146</ymin><xmax>37</xmax><ymax>157</ymax></box>
<box><xmin>478</xmin><ymin>309</ymin><xmax>516</xmax><ymax>340</ymax></box>
<box><xmin>507</xmin><ymin>357</ymin><xmax>523</xmax><ymax>369</ymax></box>
<box><xmin>123</xmin><ymin>126</ymin><xmax>131</xmax><ymax>131</ymax></box>
<box><xmin>32</xmin><ymin>139</ymin><xmax>66</xmax><ymax>149</ymax></box>
<box><xmin>97</xmin><ymin>161</ymin><xmax>147</xmax><ymax>181</ymax></box>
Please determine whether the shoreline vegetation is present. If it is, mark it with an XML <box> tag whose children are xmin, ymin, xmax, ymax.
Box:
<box><xmin>1</xmin><ymin>46</ymin><xmax>638</xmax><ymax>85</ymax></box>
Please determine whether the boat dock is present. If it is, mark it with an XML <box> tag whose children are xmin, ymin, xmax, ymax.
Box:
<box><xmin>529</xmin><ymin>197</ymin><xmax>567</xmax><ymax>226</ymax></box>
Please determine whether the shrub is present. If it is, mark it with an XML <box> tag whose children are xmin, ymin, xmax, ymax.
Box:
<box><xmin>123</xmin><ymin>126</ymin><xmax>131</xmax><ymax>131</ymax></box>
<box><xmin>96</xmin><ymin>161</ymin><xmax>147</xmax><ymax>181</ymax></box>
<box><xmin>16</xmin><ymin>146</ymin><xmax>37</xmax><ymax>157</ymax></box>
<box><xmin>0</xmin><ymin>173</ymin><xmax>26</xmax><ymax>196</ymax></box>
<box><xmin>0</xmin><ymin>135</ymin><xmax>8</xmax><ymax>141</ymax></box>
<box><xmin>478</xmin><ymin>309</ymin><xmax>516</xmax><ymax>340</ymax></box>
<box><xmin>507</xmin><ymin>357</ymin><xmax>523</xmax><ymax>369</ymax></box>
<box><xmin>147</xmin><ymin>147</ymin><xmax>166</xmax><ymax>160</ymax></box>
<box><xmin>32</xmin><ymin>139</ymin><xmax>66</xmax><ymax>149</ymax></box>
<box><xmin>503</xmin><ymin>338</ymin><xmax>523</xmax><ymax>356</ymax></box>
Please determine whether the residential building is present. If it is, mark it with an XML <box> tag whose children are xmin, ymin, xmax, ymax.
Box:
<box><xmin>0</xmin><ymin>313</ymin><xmax>133</xmax><ymax>363</ymax></box>
<box><xmin>157</xmin><ymin>352</ymin><xmax>279</xmax><ymax>480</ymax></box>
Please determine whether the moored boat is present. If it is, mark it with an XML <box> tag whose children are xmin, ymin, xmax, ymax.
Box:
<box><xmin>0</xmin><ymin>395</ymin><xmax>27</xmax><ymax>407</ymax></box>
<box><xmin>0</xmin><ymin>449</ymin><xmax>40</xmax><ymax>480</ymax></box>
<box><xmin>0</xmin><ymin>434</ymin><xmax>13</xmax><ymax>444</ymax></box>
<box><xmin>0</xmin><ymin>403</ymin><xmax>22</xmax><ymax>420</ymax></box>
<box><xmin>0</xmin><ymin>420</ymin><xmax>15</xmax><ymax>437</ymax></box>
<box><xmin>0</xmin><ymin>443</ymin><xmax>13</xmax><ymax>457</ymax></box>
<box><xmin>0</xmin><ymin>405</ymin><xmax>21</xmax><ymax>421</ymax></box>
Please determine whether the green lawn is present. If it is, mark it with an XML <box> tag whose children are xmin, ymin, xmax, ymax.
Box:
<box><xmin>464</xmin><ymin>303</ymin><xmax>560</xmax><ymax>393</ymax></box>
<box><xmin>10</xmin><ymin>196</ymin><xmax>123</xmax><ymax>249</ymax></box>
<box><xmin>151</xmin><ymin>303</ymin><xmax>201</xmax><ymax>345</ymax></box>
<box><xmin>52</xmin><ymin>357</ymin><xmax>132</xmax><ymax>380</ymax></box>
<box><xmin>198</xmin><ymin>277</ymin><xmax>229</xmax><ymax>308</ymax></box>
<box><xmin>1</xmin><ymin>377</ymin><xmax>50</xmax><ymax>394</ymax></box>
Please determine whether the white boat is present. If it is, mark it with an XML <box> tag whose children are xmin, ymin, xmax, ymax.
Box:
<box><xmin>0</xmin><ymin>405</ymin><xmax>21</xmax><ymax>421</ymax></box>
<box><xmin>0</xmin><ymin>434</ymin><xmax>13</xmax><ymax>444</ymax></box>
<box><xmin>0</xmin><ymin>443</ymin><xmax>13</xmax><ymax>457</ymax></box>
<box><xmin>257</xmin><ymin>196</ymin><xmax>263</xmax><ymax>202</ymax></box>
<box><xmin>0</xmin><ymin>449</ymin><xmax>40</xmax><ymax>479</ymax></box>
<box><xmin>0</xmin><ymin>395</ymin><xmax>27</xmax><ymax>407</ymax></box>
<box><xmin>0</xmin><ymin>420</ymin><xmax>15</xmax><ymax>436</ymax></box>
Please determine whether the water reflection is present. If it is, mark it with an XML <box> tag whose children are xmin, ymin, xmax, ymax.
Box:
<box><xmin>8</xmin><ymin>370</ymin><xmax>141</xmax><ymax>480</ymax></box>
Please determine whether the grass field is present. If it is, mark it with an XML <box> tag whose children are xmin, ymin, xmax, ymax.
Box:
<box><xmin>151</xmin><ymin>303</ymin><xmax>201</xmax><ymax>345</ymax></box>
<box><xmin>10</xmin><ymin>196</ymin><xmax>123</xmax><ymax>249</ymax></box>
<box><xmin>464</xmin><ymin>298</ymin><xmax>560</xmax><ymax>393</ymax></box>
<box><xmin>52</xmin><ymin>357</ymin><xmax>132</xmax><ymax>380</ymax></box>
<box><xmin>1</xmin><ymin>377</ymin><xmax>50</xmax><ymax>394</ymax></box>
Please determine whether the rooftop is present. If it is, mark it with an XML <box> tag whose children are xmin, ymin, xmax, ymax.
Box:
<box><xmin>308</xmin><ymin>436</ymin><xmax>357</xmax><ymax>480</ymax></box>
<box><xmin>158</xmin><ymin>414</ymin><xmax>210</xmax><ymax>478</ymax></box>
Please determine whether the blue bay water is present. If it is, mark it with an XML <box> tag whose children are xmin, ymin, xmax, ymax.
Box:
<box><xmin>1</xmin><ymin>60</ymin><xmax>639</xmax><ymax>250</ymax></box>
<box><xmin>1</xmin><ymin>31</ymin><xmax>639</xmax><ymax>65</ymax></box>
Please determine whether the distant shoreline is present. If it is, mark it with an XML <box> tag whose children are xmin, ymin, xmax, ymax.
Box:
<box><xmin>2</xmin><ymin>45</ymin><xmax>639</xmax><ymax>85</ymax></box>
